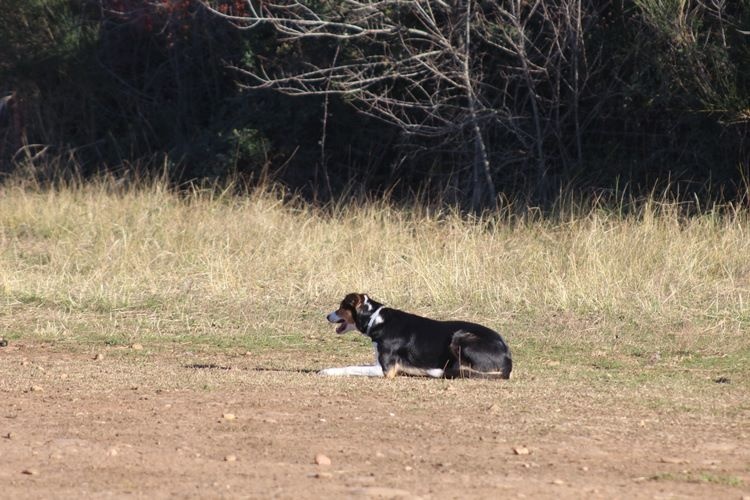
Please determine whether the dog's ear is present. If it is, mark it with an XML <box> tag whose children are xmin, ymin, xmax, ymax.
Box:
<box><xmin>341</xmin><ymin>293</ymin><xmax>365</xmax><ymax>312</ymax></box>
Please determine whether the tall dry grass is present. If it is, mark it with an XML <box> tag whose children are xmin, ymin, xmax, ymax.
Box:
<box><xmin>0</xmin><ymin>178</ymin><xmax>748</xmax><ymax>376</ymax></box>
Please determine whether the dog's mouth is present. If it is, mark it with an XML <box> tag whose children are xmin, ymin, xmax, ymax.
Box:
<box><xmin>335</xmin><ymin>320</ymin><xmax>348</xmax><ymax>334</ymax></box>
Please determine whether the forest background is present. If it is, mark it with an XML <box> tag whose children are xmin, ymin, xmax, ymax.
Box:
<box><xmin>1</xmin><ymin>0</ymin><xmax>749</xmax><ymax>208</ymax></box>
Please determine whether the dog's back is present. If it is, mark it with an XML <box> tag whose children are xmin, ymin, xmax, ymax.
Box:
<box><xmin>373</xmin><ymin>311</ymin><xmax>513</xmax><ymax>379</ymax></box>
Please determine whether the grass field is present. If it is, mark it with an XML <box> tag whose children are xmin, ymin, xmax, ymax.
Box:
<box><xmin>2</xmin><ymin>178</ymin><xmax>748</xmax><ymax>372</ymax></box>
<box><xmin>0</xmin><ymin>178</ymin><xmax>748</xmax><ymax>498</ymax></box>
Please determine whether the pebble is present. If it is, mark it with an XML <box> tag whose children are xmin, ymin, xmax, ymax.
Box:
<box><xmin>0</xmin><ymin>339</ymin><xmax>7</xmax><ymax>347</ymax></box>
<box><xmin>21</xmin><ymin>469</ymin><xmax>39</xmax><ymax>476</ymax></box>
<box><xmin>513</xmin><ymin>446</ymin><xmax>530</xmax><ymax>455</ymax></box>
<box><xmin>222</xmin><ymin>413</ymin><xmax>236</xmax><ymax>421</ymax></box>
<box><xmin>315</xmin><ymin>453</ymin><xmax>332</xmax><ymax>466</ymax></box>
<box><xmin>224</xmin><ymin>455</ymin><xmax>237</xmax><ymax>462</ymax></box>
<box><xmin>30</xmin><ymin>385</ymin><xmax>43</xmax><ymax>392</ymax></box>
<box><xmin>552</xmin><ymin>479</ymin><xmax>565</xmax><ymax>485</ymax></box>
<box><xmin>314</xmin><ymin>472</ymin><xmax>333</xmax><ymax>479</ymax></box>
<box><xmin>131</xmin><ymin>343</ymin><xmax>143</xmax><ymax>350</ymax></box>
<box><xmin>94</xmin><ymin>353</ymin><xmax>104</xmax><ymax>361</ymax></box>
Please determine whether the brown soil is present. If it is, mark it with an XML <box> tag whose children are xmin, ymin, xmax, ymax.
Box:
<box><xmin>1</xmin><ymin>342</ymin><xmax>748</xmax><ymax>499</ymax></box>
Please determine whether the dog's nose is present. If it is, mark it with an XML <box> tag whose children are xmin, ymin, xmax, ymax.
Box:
<box><xmin>327</xmin><ymin>311</ymin><xmax>341</xmax><ymax>323</ymax></box>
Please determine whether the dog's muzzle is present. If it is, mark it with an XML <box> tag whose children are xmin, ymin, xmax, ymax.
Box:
<box><xmin>327</xmin><ymin>311</ymin><xmax>356</xmax><ymax>334</ymax></box>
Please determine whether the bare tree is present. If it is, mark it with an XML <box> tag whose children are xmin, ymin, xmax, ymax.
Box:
<box><xmin>206</xmin><ymin>0</ymin><xmax>601</xmax><ymax>207</ymax></box>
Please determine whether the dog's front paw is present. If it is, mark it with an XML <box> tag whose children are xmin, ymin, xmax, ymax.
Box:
<box><xmin>318</xmin><ymin>367</ymin><xmax>343</xmax><ymax>376</ymax></box>
<box><xmin>318</xmin><ymin>365</ymin><xmax>384</xmax><ymax>377</ymax></box>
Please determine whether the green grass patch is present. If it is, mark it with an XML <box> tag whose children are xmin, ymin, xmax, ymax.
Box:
<box><xmin>679</xmin><ymin>349</ymin><xmax>750</xmax><ymax>372</ymax></box>
<box><xmin>650</xmin><ymin>471</ymin><xmax>744</xmax><ymax>487</ymax></box>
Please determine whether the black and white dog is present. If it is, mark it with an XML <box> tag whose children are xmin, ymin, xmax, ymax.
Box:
<box><xmin>320</xmin><ymin>293</ymin><xmax>512</xmax><ymax>379</ymax></box>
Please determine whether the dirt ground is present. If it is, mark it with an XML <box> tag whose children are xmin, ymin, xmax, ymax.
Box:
<box><xmin>1</xmin><ymin>341</ymin><xmax>748</xmax><ymax>500</ymax></box>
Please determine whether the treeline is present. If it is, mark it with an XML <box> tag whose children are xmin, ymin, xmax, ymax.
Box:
<box><xmin>1</xmin><ymin>0</ymin><xmax>749</xmax><ymax>206</ymax></box>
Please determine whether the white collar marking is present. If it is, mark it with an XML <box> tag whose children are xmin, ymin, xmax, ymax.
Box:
<box><xmin>366</xmin><ymin>306</ymin><xmax>384</xmax><ymax>335</ymax></box>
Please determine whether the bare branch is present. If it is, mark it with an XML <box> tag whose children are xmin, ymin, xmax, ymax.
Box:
<box><xmin>206</xmin><ymin>0</ymin><xmax>602</xmax><ymax>206</ymax></box>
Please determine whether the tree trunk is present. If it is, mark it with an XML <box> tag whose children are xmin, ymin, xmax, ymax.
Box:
<box><xmin>470</xmin><ymin>113</ymin><xmax>496</xmax><ymax>211</ymax></box>
<box><xmin>463</xmin><ymin>0</ymin><xmax>496</xmax><ymax>211</ymax></box>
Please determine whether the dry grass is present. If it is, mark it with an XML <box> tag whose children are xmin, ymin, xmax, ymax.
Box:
<box><xmin>0</xmin><ymin>178</ymin><xmax>748</xmax><ymax>388</ymax></box>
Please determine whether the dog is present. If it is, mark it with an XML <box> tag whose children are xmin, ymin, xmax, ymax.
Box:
<box><xmin>319</xmin><ymin>293</ymin><xmax>512</xmax><ymax>379</ymax></box>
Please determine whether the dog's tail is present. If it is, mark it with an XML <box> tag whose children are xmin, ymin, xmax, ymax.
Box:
<box><xmin>458</xmin><ymin>368</ymin><xmax>508</xmax><ymax>380</ymax></box>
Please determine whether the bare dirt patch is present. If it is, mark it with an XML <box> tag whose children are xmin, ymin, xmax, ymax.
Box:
<box><xmin>1</xmin><ymin>341</ymin><xmax>748</xmax><ymax>499</ymax></box>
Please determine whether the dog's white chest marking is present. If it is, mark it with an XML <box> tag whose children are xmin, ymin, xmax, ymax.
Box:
<box><xmin>365</xmin><ymin>306</ymin><xmax>384</xmax><ymax>335</ymax></box>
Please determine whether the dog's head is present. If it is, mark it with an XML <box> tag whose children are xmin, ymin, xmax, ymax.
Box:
<box><xmin>326</xmin><ymin>293</ymin><xmax>382</xmax><ymax>334</ymax></box>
